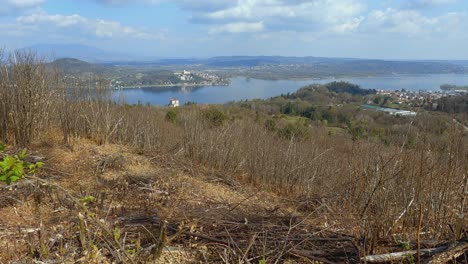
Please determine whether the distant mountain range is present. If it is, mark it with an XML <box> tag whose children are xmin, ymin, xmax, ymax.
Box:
<box><xmin>424</xmin><ymin>60</ymin><xmax>468</xmax><ymax>67</ymax></box>
<box><xmin>22</xmin><ymin>43</ymin><xmax>468</xmax><ymax>69</ymax></box>
<box><xmin>139</xmin><ymin>56</ymin><xmax>357</xmax><ymax>67</ymax></box>
<box><xmin>132</xmin><ymin>56</ymin><xmax>466</xmax><ymax>73</ymax></box>
<box><xmin>22</xmin><ymin>44</ymin><xmax>143</xmax><ymax>62</ymax></box>
<box><xmin>29</xmin><ymin>44</ymin><xmax>468</xmax><ymax>79</ymax></box>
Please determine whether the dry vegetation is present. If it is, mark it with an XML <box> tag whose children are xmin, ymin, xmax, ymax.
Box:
<box><xmin>0</xmin><ymin>51</ymin><xmax>467</xmax><ymax>263</ymax></box>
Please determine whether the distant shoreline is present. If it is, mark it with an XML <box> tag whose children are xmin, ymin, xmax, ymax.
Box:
<box><xmin>118</xmin><ymin>82</ymin><xmax>229</xmax><ymax>89</ymax></box>
<box><xmin>227</xmin><ymin>73</ymin><xmax>468</xmax><ymax>82</ymax></box>
<box><xmin>440</xmin><ymin>84</ymin><xmax>468</xmax><ymax>91</ymax></box>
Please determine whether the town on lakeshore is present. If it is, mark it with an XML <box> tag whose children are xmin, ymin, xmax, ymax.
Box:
<box><xmin>374</xmin><ymin>87</ymin><xmax>467</xmax><ymax>108</ymax></box>
<box><xmin>110</xmin><ymin>69</ymin><xmax>230</xmax><ymax>89</ymax></box>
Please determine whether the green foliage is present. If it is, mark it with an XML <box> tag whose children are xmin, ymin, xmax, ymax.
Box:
<box><xmin>259</xmin><ymin>259</ymin><xmax>266</xmax><ymax>264</ymax></box>
<box><xmin>404</xmin><ymin>253</ymin><xmax>415</xmax><ymax>264</ymax></box>
<box><xmin>373</xmin><ymin>95</ymin><xmax>392</xmax><ymax>106</ymax></box>
<box><xmin>80</xmin><ymin>195</ymin><xmax>96</xmax><ymax>206</ymax></box>
<box><xmin>165</xmin><ymin>109</ymin><xmax>177</xmax><ymax>123</ymax></box>
<box><xmin>282</xmin><ymin>102</ymin><xmax>296</xmax><ymax>115</ymax></box>
<box><xmin>184</xmin><ymin>101</ymin><xmax>197</xmax><ymax>106</ymax></box>
<box><xmin>399</xmin><ymin>241</ymin><xmax>411</xmax><ymax>250</ymax></box>
<box><xmin>370</xmin><ymin>127</ymin><xmax>385</xmax><ymax>137</ymax></box>
<box><xmin>0</xmin><ymin>145</ymin><xmax>43</xmax><ymax>185</ymax></box>
<box><xmin>203</xmin><ymin>107</ymin><xmax>227</xmax><ymax>127</ymax></box>
<box><xmin>325</xmin><ymin>81</ymin><xmax>377</xmax><ymax>96</ymax></box>
<box><xmin>433</xmin><ymin>94</ymin><xmax>468</xmax><ymax>113</ymax></box>
<box><xmin>278</xmin><ymin>120</ymin><xmax>310</xmax><ymax>140</ymax></box>
<box><xmin>348</xmin><ymin>120</ymin><xmax>367</xmax><ymax>141</ymax></box>
<box><xmin>113</xmin><ymin>226</ymin><xmax>121</xmax><ymax>242</ymax></box>
<box><xmin>322</xmin><ymin>106</ymin><xmax>338</xmax><ymax>124</ymax></box>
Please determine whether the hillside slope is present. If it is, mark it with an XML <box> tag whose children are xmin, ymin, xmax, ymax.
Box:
<box><xmin>48</xmin><ymin>58</ymin><xmax>114</xmax><ymax>77</ymax></box>
<box><xmin>0</xmin><ymin>136</ymin><xmax>361</xmax><ymax>263</ymax></box>
<box><xmin>1</xmin><ymin>131</ymin><xmax>466</xmax><ymax>263</ymax></box>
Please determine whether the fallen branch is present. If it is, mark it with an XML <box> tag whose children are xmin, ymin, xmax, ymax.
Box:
<box><xmin>361</xmin><ymin>247</ymin><xmax>447</xmax><ymax>263</ymax></box>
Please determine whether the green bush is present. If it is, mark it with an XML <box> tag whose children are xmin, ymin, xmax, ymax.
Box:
<box><xmin>0</xmin><ymin>143</ymin><xmax>43</xmax><ymax>185</ymax></box>
<box><xmin>278</xmin><ymin>121</ymin><xmax>310</xmax><ymax>140</ymax></box>
<box><xmin>348</xmin><ymin>120</ymin><xmax>367</xmax><ymax>141</ymax></box>
<box><xmin>165</xmin><ymin>109</ymin><xmax>177</xmax><ymax>123</ymax></box>
<box><xmin>202</xmin><ymin>107</ymin><xmax>227</xmax><ymax>127</ymax></box>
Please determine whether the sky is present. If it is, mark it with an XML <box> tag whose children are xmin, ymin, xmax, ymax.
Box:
<box><xmin>1</xmin><ymin>0</ymin><xmax>468</xmax><ymax>59</ymax></box>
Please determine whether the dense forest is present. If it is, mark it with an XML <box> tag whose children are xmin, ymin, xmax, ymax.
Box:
<box><xmin>433</xmin><ymin>95</ymin><xmax>468</xmax><ymax>113</ymax></box>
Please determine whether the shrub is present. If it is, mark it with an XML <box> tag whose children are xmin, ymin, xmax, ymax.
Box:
<box><xmin>348</xmin><ymin>120</ymin><xmax>367</xmax><ymax>140</ymax></box>
<box><xmin>165</xmin><ymin>109</ymin><xmax>177</xmax><ymax>123</ymax></box>
<box><xmin>278</xmin><ymin>121</ymin><xmax>310</xmax><ymax>140</ymax></box>
<box><xmin>202</xmin><ymin>107</ymin><xmax>227</xmax><ymax>127</ymax></box>
<box><xmin>0</xmin><ymin>143</ymin><xmax>43</xmax><ymax>185</ymax></box>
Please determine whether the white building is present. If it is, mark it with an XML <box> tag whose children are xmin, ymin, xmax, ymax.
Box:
<box><xmin>174</xmin><ymin>70</ymin><xmax>192</xmax><ymax>81</ymax></box>
<box><xmin>169</xmin><ymin>98</ymin><xmax>179</xmax><ymax>107</ymax></box>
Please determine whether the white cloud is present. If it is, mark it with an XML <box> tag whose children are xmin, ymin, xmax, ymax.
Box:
<box><xmin>93</xmin><ymin>0</ymin><xmax>234</xmax><ymax>11</ymax></box>
<box><xmin>209</xmin><ymin>21</ymin><xmax>264</xmax><ymax>34</ymax></box>
<box><xmin>88</xmin><ymin>0</ymin><xmax>468</xmax><ymax>42</ymax></box>
<box><xmin>0</xmin><ymin>0</ymin><xmax>45</xmax><ymax>15</ymax></box>
<box><xmin>363</xmin><ymin>8</ymin><xmax>435</xmax><ymax>35</ymax></box>
<box><xmin>6</xmin><ymin>0</ymin><xmax>45</xmax><ymax>8</ymax></box>
<box><xmin>18</xmin><ymin>13</ymin><xmax>86</xmax><ymax>26</ymax></box>
<box><xmin>195</xmin><ymin>0</ymin><xmax>366</xmax><ymax>34</ymax></box>
<box><xmin>202</xmin><ymin>0</ymin><xmax>364</xmax><ymax>23</ymax></box>
<box><xmin>16</xmin><ymin>12</ymin><xmax>165</xmax><ymax>40</ymax></box>
<box><xmin>360</xmin><ymin>8</ymin><xmax>468</xmax><ymax>36</ymax></box>
<box><xmin>332</xmin><ymin>17</ymin><xmax>364</xmax><ymax>33</ymax></box>
<box><xmin>92</xmin><ymin>0</ymin><xmax>366</xmax><ymax>34</ymax></box>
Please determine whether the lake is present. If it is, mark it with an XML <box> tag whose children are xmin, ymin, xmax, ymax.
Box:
<box><xmin>114</xmin><ymin>74</ymin><xmax>468</xmax><ymax>106</ymax></box>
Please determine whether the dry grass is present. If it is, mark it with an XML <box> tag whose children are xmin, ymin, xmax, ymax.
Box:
<box><xmin>1</xmin><ymin>134</ymin><xmax>340</xmax><ymax>263</ymax></box>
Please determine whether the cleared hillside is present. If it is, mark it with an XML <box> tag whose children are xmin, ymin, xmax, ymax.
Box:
<box><xmin>1</xmin><ymin>51</ymin><xmax>467</xmax><ymax>264</ymax></box>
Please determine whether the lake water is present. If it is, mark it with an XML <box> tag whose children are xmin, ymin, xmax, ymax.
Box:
<box><xmin>115</xmin><ymin>74</ymin><xmax>468</xmax><ymax>106</ymax></box>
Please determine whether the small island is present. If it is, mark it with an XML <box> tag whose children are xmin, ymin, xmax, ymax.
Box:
<box><xmin>440</xmin><ymin>84</ymin><xmax>468</xmax><ymax>91</ymax></box>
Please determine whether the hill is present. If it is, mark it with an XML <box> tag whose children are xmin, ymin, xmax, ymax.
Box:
<box><xmin>118</xmin><ymin>55</ymin><xmax>463</xmax><ymax>70</ymax></box>
<box><xmin>22</xmin><ymin>43</ymin><xmax>466</xmax><ymax>77</ymax></box>
<box><xmin>111</xmin><ymin>56</ymin><xmax>465</xmax><ymax>78</ymax></box>
<box><xmin>48</xmin><ymin>58</ymin><xmax>114</xmax><ymax>77</ymax></box>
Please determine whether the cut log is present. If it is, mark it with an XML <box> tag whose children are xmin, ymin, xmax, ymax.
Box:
<box><xmin>361</xmin><ymin>247</ymin><xmax>447</xmax><ymax>263</ymax></box>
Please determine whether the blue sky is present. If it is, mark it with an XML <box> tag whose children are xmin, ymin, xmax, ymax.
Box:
<box><xmin>1</xmin><ymin>0</ymin><xmax>468</xmax><ymax>59</ymax></box>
